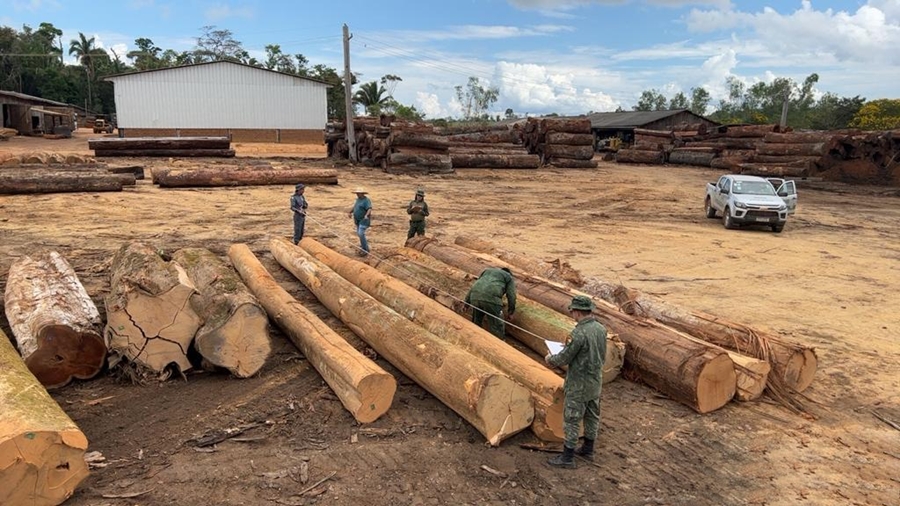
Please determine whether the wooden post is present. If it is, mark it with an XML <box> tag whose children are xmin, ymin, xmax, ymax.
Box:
<box><xmin>270</xmin><ymin>238</ymin><xmax>533</xmax><ymax>445</ymax></box>
<box><xmin>0</xmin><ymin>327</ymin><xmax>90</xmax><ymax>506</ymax></box>
<box><xmin>4</xmin><ymin>251</ymin><xmax>107</xmax><ymax>388</ymax></box>
<box><xmin>228</xmin><ymin>244</ymin><xmax>395</xmax><ymax>423</ymax></box>
<box><xmin>343</xmin><ymin>24</ymin><xmax>357</xmax><ymax>162</ymax></box>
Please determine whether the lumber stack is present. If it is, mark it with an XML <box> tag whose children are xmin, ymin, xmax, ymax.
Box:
<box><xmin>386</xmin><ymin>130</ymin><xmax>452</xmax><ymax>174</ymax></box>
<box><xmin>0</xmin><ymin>328</ymin><xmax>90</xmax><ymax>506</ymax></box>
<box><xmin>443</xmin><ymin>124</ymin><xmax>539</xmax><ymax>169</ymax></box>
<box><xmin>89</xmin><ymin>136</ymin><xmax>235</xmax><ymax>158</ymax></box>
<box><xmin>818</xmin><ymin>130</ymin><xmax>900</xmax><ymax>185</ymax></box>
<box><xmin>523</xmin><ymin>117</ymin><xmax>597</xmax><ymax>168</ymax></box>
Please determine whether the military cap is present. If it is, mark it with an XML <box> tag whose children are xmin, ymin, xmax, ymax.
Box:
<box><xmin>568</xmin><ymin>295</ymin><xmax>595</xmax><ymax>311</ymax></box>
<box><xmin>295</xmin><ymin>183</ymin><xmax>305</xmax><ymax>190</ymax></box>
<box><xmin>415</xmin><ymin>188</ymin><xmax>425</xmax><ymax>197</ymax></box>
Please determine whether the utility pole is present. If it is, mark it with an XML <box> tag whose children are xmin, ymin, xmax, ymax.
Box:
<box><xmin>779</xmin><ymin>88</ymin><xmax>790</xmax><ymax>128</ymax></box>
<box><xmin>343</xmin><ymin>24</ymin><xmax>357</xmax><ymax>162</ymax></box>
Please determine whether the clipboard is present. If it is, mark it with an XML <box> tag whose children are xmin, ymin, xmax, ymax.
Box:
<box><xmin>546</xmin><ymin>341</ymin><xmax>565</xmax><ymax>355</ymax></box>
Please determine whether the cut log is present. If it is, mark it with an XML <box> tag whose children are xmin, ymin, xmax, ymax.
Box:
<box><xmin>454</xmin><ymin>235</ymin><xmax>585</xmax><ymax>286</ymax></box>
<box><xmin>388</xmin><ymin>132</ymin><xmax>450</xmax><ymax>150</ymax></box>
<box><xmin>376</xmin><ymin>248</ymin><xmax>625</xmax><ymax>387</ymax></box>
<box><xmin>227</xmin><ymin>244</ymin><xmax>395</xmax><ymax>422</ymax></box>
<box><xmin>270</xmin><ymin>238</ymin><xmax>534</xmax><ymax>445</ymax></box>
<box><xmin>170</xmin><ymin>248</ymin><xmax>271</xmax><ymax>378</ymax></box>
<box><xmin>4</xmin><ymin>251</ymin><xmax>106</xmax><ymax>388</ymax></box>
<box><xmin>547</xmin><ymin>159</ymin><xmax>598</xmax><ymax>169</ymax></box>
<box><xmin>434</xmin><ymin>123</ymin><xmax>512</xmax><ymax>135</ymax></box>
<box><xmin>0</xmin><ymin>170</ymin><xmax>136</xmax><ymax>187</ymax></box>
<box><xmin>301</xmin><ymin>239</ymin><xmax>568</xmax><ymax>441</ymax></box>
<box><xmin>154</xmin><ymin>168</ymin><xmax>338</xmax><ymax>188</ymax></box>
<box><xmin>386</xmin><ymin>153</ymin><xmax>452</xmax><ymax>171</ymax></box>
<box><xmin>0</xmin><ymin>163</ymin><xmax>145</xmax><ymax>180</ymax></box>
<box><xmin>0</xmin><ymin>173</ymin><xmax>124</xmax><ymax>194</ymax></box>
<box><xmin>739</xmin><ymin>164</ymin><xmax>810</xmax><ymax>177</ymax></box>
<box><xmin>710</xmin><ymin>157</ymin><xmax>746</xmax><ymax>171</ymax></box>
<box><xmin>104</xmin><ymin>242</ymin><xmax>202</xmax><ymax>375</ymax></box>
<box><xmin>542</xmin><ymin>144</ymin><xmax>595</xmax><ymax>160</ymax></box>
<box><xmin>447</xmin><ymin>142</ymin><xmax>523</xmax><ymax>150</ymax></box>
<box><xmin>94</xmin><ymin>148</ymin><xmax>236</xmax><ymax>158</ymax></box>
<box><xmin>581</xmin><ymin>279</ymin><xmax>816</xmax><ymax>393</ymax></box>
<box><xmin>616</xmin><ymin>149</ymin><xmax>664</xmax><ymax>165</ymax></box>
<box><xmin>722</xmin><ymin>125</ymin><xmax>785</xmax><ymax>138</ymax></box>
<box><xmin>451</xmin><ymin>153</ymin><xmax>540</xmax><ymax>169</ymax></box>
<box><xmin>633</xmin><ymin>128</ymin><xmax>675</xmax><ymax>139</ymax></box>
<box><xmin>406</xmin><ymin>237</ymin><xmax>736</xmax><ymax>413</ymax></box>
<box><xmin>88</xmin><ymin>136</ymin><xmax>231</xmax><ymax>150</ymax></box>
<box><xmin>446</xmin><ymin>131</ymin><xmax>521</xmax><ymax>143</ymax></box>
<box><xmin>686</xmin><ymin>138</ymin><xmax>761</xmax><ymax>150</ymax></box>
<box><xmin>752</xmin><ymin>155</ymin><xmax>822</xmax><ymax>165</ymax></box>
<box><xmin>756</xmin><ymin>142</ymin><xmax>825</xmax><ymax>157</ymax></box>
<box><xmin>0</xmin><ymin>328</ymin><xmax>90</xmax><ymax>506</ymax></box>
<box><xmin>668</xmin><ymin>150</ymin><xmax>715</xmax><ymax>167</ymax></box>
<box><xmin>763</xmin><ymin>132</ymin><xmax>844</xmax><ymax>144</ymax></box>
<box><xmin>545</xmin><ymin>132</ymin><xmax>594</xmax><ymax>145</ymax></box>
<box><xmin>539</xmin><ymin>118</ymin><xmax>591</xmax><ymax>134</ymax></box>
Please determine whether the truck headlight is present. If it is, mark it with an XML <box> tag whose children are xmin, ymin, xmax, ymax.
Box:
<box><xmin>777</xmin><ymin>204</ymin><xmax>786</xmax><ymax>210</ymax></box>
<box><xmin>734</xmin><ymin>202</ymin><xmax>748</xmax><ymax>209</ymax></box>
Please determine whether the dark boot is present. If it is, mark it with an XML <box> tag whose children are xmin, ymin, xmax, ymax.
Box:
<box><xmin>575</xmin><ymin>438</ymin><xmax>595</xmax><ymax>460</ymax></box>
<box><xmin>547</xmin><ymin>446</ymin><xmax>576</xmax><ymax>469</ymax></box>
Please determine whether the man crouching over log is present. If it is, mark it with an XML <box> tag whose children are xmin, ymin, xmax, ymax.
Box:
<box><xmin>545</xmin><ymin>295</ymin><xmax>607</xmax><ymax>469</ymax></box>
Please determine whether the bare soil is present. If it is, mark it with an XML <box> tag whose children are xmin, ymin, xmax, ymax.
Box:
<box><xmin>1</xmin><ymin>132</ymin><xmax>898</xmax><ymax>506</ymax></box>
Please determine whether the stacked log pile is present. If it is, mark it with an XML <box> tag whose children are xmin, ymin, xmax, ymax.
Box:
<box><xmin>523</xmin><ymin>118</ymin><xmax>596</xmax><ymax>168</ymax></box>
<box><xmin>89</xmin><ymin>136</ymin><xmax>235</xmax><ymax>158</ymax></box>
<box><xmin>617</xmin><ymin>128</ymin><xmax>671</xmax><ymax>165</ymax></box>
<box><xmin>443</xmin><ymin>123</ymin><xmax>538</xmax><ymax>169</ymax></box>
<box><xmin>325</xmin><ymin>116</ymin><xmax>452</xmax><ymax>173</ymax></box>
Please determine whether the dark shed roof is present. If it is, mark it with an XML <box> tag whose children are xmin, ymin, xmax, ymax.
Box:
<box><xmin>0</xmin><ymin>90</ymin><xmax>72</xmax><ymax>108</ymax></box>
<box><xmin>587</xmin><ymin>109</ymin><xmax>712</xmax><ymax>129</ymax></box>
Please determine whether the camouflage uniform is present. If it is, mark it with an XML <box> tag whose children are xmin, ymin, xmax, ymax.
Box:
<box><xmin>464</xmin><ymin>267</ymin><xmax>516</xmax><ymax>338</ymax></box>
<box><xmin>406</xmin><ymin>190</ymin><xmax>429</xmax><ymax>239</ymax></box>
<box><xmin>291</xmin><ymin>184</ymin><xmax>308</xmax><ymax>245</ymax></box>
<box><xmin>547</xmin><ymin>306</ymin><xmax>607</xmax><ymax>450</ymax></box>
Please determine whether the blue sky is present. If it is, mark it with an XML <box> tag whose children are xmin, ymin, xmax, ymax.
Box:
<box><xmin>3</xmin><ymin>0</ymin><xmax>898</xmax><ymax>118</ymax></box>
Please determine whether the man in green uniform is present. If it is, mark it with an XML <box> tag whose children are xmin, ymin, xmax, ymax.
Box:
<box><xmin>545</xmin><ymin>295</ymin><xmax>607</xmax><ymax>469</ymax></box>
<box><xmin>464</xmin><ymin>267</ymin><xmax>516</xmax><ymax>338</ymax></box>
<box><xmin>406</xmin><ymin>188</ymin><xmax>429</xmax><ymax>240</ymax></box>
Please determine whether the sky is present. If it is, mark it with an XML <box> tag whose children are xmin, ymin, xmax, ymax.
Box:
<box><xmin>3</xmin><ymin>0</ymin><xmax>899</xmax><ymax>118</ymax></box>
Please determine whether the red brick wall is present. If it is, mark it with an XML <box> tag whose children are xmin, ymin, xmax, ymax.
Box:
<box><xmin>120</xmin><ymin>128</ymin><xmax>320</xmax><ymax>144</ymax></box>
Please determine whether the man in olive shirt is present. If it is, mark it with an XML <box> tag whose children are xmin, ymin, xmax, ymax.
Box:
<box><xmin>464</xmin><ymin>267</ymin><xmax>516</xmax><ymax>338</ymax></box>
<box><xmin>290</xmin><ymin>183</ymin><xmax>308</xmax><ymax>245</ymax></box>
<box><xmin>545</xmin><ymin>295</ymin><xmax>607</xmax><ymax>469</ymax></box>
<box><xmin>406</xmin><ymin>188</ymin><xmax>429</xmax><ymax>240</ymax></box>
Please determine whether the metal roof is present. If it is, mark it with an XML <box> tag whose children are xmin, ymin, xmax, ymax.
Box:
<box><xmin>587</xmin><ymin>109</ymin><xmax>707</xmax><ymax>129</ymax></box>
<box><xmin>0</xmin><ymin>90</ymin><xmax>72</xmax><ymax>108</ymax></box>
<box><xmin>104</xmin><ymin>60</ymin><xmax>330</xmax><ymax>86</ymax></box>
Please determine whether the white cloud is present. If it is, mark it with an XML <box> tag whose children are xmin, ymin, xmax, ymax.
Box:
<box><xmin>205</xmin><ymin>3</ymin><xmax>255</xmax><ymax>22</ymax></box>
<box><xmin>495</xmin><ymin>61</ymin><xmax>619</xmax><ymax>114</ymax></box>
<box><xmin>416</xmin><ymin>92</ymin><xmax>450</xmax><ymax>119</ymax></box>
<box><xmin>508</xmin><ymin>0</ymin><xmax>732</xmax><ymax>12</ymax></box>
<box><xmin>365</xmin><ymin>24</ymin><xmax>574</xmax><ymax>44</ymax></box>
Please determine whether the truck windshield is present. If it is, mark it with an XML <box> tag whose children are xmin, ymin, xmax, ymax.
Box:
<box><xmin>733</xmin><ymin>181</ymin><xmax>776</xmax><ymax>195</ymax></box>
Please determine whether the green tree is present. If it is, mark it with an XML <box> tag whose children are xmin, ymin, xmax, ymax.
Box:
<box><xmin>454</xmin><ymin>77</ymin><xmax>499</xmax><ymax>120</ymax></box>
<box><xmin>310</xmin><ymin>63</ymin><xmax>353</xmax><ymax>120</ymax></box>
<box><xmin>633</xmin><ymin>89</ymin><xmax>667</xmax><ymax>111</ymax></box>
<box><xmin>69</xmin><ymin>32</ymin><xmax>98</xmax><ymax>111</ymax></box>
<box><xmin>354</xmin><ymin>80</ymin><xmax>388</xmax><ymax>115</ymax></box>
<box><xmin>380</xmin><ymin>74</ymin><xmax>402</xmax><ymax>99</ymax></box>
<box><xmin>194</xmin><ymin>26</ymin><xmax>244</xmax><ymax>62</ymax></box>
<box><xmin>690</xmin><ymin>87</ymin><xmax>711</xmax><ymax>116</ymax></box>
<box><xmin>850</xmin><ymin>99</ymin><xmax>900</xmax><ymax>130</ymax></box>
<box><xmin>808</xmin><ymin>93</ymin><xmax>865</xmax><ymax>130</ymax></box>
<box><xmin>504</xmin><ymin>108</ymin><xmax>517</xmax><ymax>120</ymax></box>
<box><xmin>265</xmin><ymin>44</ymin><xmax>296</xmax><ymax>73</ymax></box>
<box><xmin>668</xmin><ymin>92</ymin><xmax>689</xmax><ymax>110</ymax></box>
<box><xmin>127</xmin><ymin>38</ymin><xmax>162</xmax><ymax>70</ymax></box>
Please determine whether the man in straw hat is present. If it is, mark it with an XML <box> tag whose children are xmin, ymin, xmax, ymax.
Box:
<box><xmin>290</xmin><ymin>183</ymin><xmax>308</xmax><ymax>245</ymax></box>
<box><xmin>347</xmin><ymin>187</ymin><xmax>372</xmax><ymax>256</ymax></box>
<box><xmin>544</xmin><ymin>294</ymin><xmax>607</xmax><ymax>469</ymax></box>
<box><xmin>406</xmin><ymin>188</ymin><xmax>430</xmax><ymax>240</ymax></box>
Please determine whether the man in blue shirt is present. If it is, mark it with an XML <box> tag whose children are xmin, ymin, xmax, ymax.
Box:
<box><xmin>348</xmin><ymin>187</ymin><xmax>372</xmax><ymax>256</ymax></box>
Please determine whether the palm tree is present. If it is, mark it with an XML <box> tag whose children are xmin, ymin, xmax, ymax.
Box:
<box><xmin>69</xmin><ymin>33</ymin><xmax>97</xmax><ymax>111</ymax></box>
<box><xmin>353</xmin><ymin>81</ymin><xmax>388</xmax><ymax>115</ymax></box>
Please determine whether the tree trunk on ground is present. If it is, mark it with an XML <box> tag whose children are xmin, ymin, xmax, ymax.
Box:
<box><xmin>668</xmin><ymin>150</ymin><xmax>716</xmax><ymax>167</ymax></box>
<box><xmin>545</xmin><ymin>132</ymin><xmax>594</xmax><ymax>145</ymax></box>
<box><xmin>104</xmin><ymin>242</ymin><xmax>202</xmax><ymax>376</ymax></box>
<box><xmin>540</xmin><ymin>118</ymin><xmax>591</xmax><ymax>134</ymax></box>
<box><xmin>94</xmin><ymin>149</ymin><xmax>236</xmax><ymax>158</ymax></box>
<box><xmin>448</xmin><ymin>147</ymin><xmax>529</xmax><ymax>156</ymax></box>
<box><xmin>0</xmin><ymin>171</ymin><xmax>135</xmax><ymax>186</ymax></box>
<box><xmin>4</xmin><ymin>251</ymin><xmax>106</xmax><ymax>388</ymax></box>
<box><xmin>686</xmin><ymin>138</ymin><xmax>761</xmax><ymax>150</ymax></box>
<box><xmin>445</xmin><ymin>131</ymin><xmax>521</xmax><ymax>144</ymax></box>
<box><xmin>154</xmin><ymin>168</ymin><xmax>338</xmax><ymax>188</ymax></box>
<box><xmin>454</xmin><ymin>235</ymin><xmax>585</xmax><ymax>286</ymax></box>
<box><xmin>0</xmin><ymin>173</ymin><xmax>125</xmax><ymax>194</ymax></box>
<box><xmin>0</xmin><ymin>328</ymin><xmax>90</xmax><ymax>506</ymax></box>
<box><xmin>387</xmin><ymin>153</ymin><xmax>452</xmax><ymax>171</ymax></box>
<box><xmin>270</xmin><ymin>238</ymin><xmax>534</xmax><ymax>446</ymax></box>
<box><xmin>388</xmin><ymin>132</ymin><xmax>450</xmax><ymax>150</ymax></box>
<box><xmin>447</xmin><ymin>142</ymin><xmax>523</xmax><ymax>150</ymax></box>
<box><xmin>739</xmin><ymin>164</ymin><xmax>810</xmax><ymax>177</ymax></box>
<box><xmin>751</xmin><ymin>155</ymin><xmax>822</xmax><ymax>165</ymax></box>
<box><xmin>756</xmin><ymin>143</ymin><xmax>825</xmax><ymax>157</ymax></box>
<box><xmin>376</xmin><ymin>248</ymin><xmax>625</xmax><ymax>387</ymax></box>
<box><xmin>434</xmin><ymin>123</ymin><xmax>512</xmax><ymax>135</ymax></box>
<box><xmin>0</xmin><ymin>164</ymin><xmax>145</xmax><ymax>179</ymax></box>
<box><xmin>547</xmin><ymin>159</ymin><xmax>599</xmax><ymax>168</ymax></box>
<box><xmin>301</xmin><ymin>239</ymin><xmax>568</xmax><ymax>441</ymax></box>
<box><xmin>764</xmin><ymin>132</ymin><xmax>845</xmax><ymax>144</ymax></box>
<box><xmin>227</xmin><ymin>244</ymin><xmax>395</xmax><ymax>423</ymax></box>
<box><xmin>616</xmin><ymin>149</ymin><xmax>665</xmax><ymax>165</ymax></box>
<box><xmin>88</xmin><ymin>136</ymin><xmax>231</xmax><ymax>150</ymax></box>
<box><xmin>723</xmin><ymin>125</ymin><xmax>785</xmax><ymax>138</ymax></box>
<box><xmin>710</xmin><ymin>157</ymin><xmax>746</xmax><ymax>171</ymax></box>
<box><xmin>170</xmin><ymin>248</ymin><xmax>271</xmax><ymax>378</ymax></box>
<box><xmin>406</xmin><ymin>237</ymin><xmax>737</xmax><ymax>413</ymax></box>
<box><xmin>451</xmin><ymin>153</ymin><xmax>540</xmax><ymax>169</ymax></box>
<box><xmin>633</xmin><ymin>128</ymin><xmax>675</xmax><ymax>139</ymax></box>
<box><xmin>542</xmin><ymin>144</ymin><xmax>595</xmax><ymax>160</ymax></box>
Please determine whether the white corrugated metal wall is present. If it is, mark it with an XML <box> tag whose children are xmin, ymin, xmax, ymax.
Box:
<box><xmin>108</xmin><ymin>62</ymin><xmax>328</xmax><ymax>129</ymax></box>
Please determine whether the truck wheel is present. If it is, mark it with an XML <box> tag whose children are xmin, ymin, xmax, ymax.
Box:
<box><xmin>723</xmin><ymin>208</ymin><xmax>736</xmax><ymax>229</ymax></box>
<box><xmin>704</xmin><ymin>198</ymin><xmax>717</xmax><ymax>218</ymax></box>
<box><xmin>771</xmin><ymin>224</ymin><xmax>784</xmax><ymax>233</ymax></box>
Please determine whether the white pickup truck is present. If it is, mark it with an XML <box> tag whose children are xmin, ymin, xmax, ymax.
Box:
<box><xmin>704</xmin><ymin>175</ymin><xmax>797</xmax><ymax>233</ymax></box>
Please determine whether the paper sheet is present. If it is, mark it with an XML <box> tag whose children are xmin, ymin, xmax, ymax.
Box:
<box><xmin>546</xmin><ymin>341</ymin><xmax>565</xmax><ymax>355</ymax></box>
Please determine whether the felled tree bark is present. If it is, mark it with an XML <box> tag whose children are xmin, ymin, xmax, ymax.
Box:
<box><xmin>104</xmin><ymin>242</ymin><xmax>202</xmax><ymax>376</ymax></box>
<box><xmin>171</xmin><ymin>248</ymin><xmax>271</xmax><ymax>378</ymax></box>
<box><xmin>228</xmin><ymin>244</ymin><xmax>395</xmax><ymax>422</ymax></box>
<box><xmin>0</xmin><ymin>328</ymin><xmax>90</xmax><ymax>506</ymax></box>
<box><xmin>4</xmin><ymin>251</ymin><xmax>106</xmax><ymax>388</ymax></box>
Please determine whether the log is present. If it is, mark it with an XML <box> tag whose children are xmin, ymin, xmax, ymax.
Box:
<box><xmin>88</xmin><ymin>136</ymin><xmax>231</xmax><ymax>150</ymax></box>
<box><xmin>685</xmin><ymin>138</ymin><xmax>760</xmax><ymax>150</ymax></box>
<box><xmin>94</xmin><ymin>149</ymin><xmax>236</xmax><ymax>158</ymax></box>
<box><xmin>454</xmin><ymin>235</ymin><xmax>584</xmax><ymax>286</ymax></box>
<box><xmin>580</xmin><ymin>279</ymin><xmax>816</xmax><ymax>393</ymax></box>
<box><xmin>722</xmin><ymin>124</ymin><xmax>784</xmax><ymax>138</ymax></box>
<box><xmin>388</xmin><ymin>132</ymin><xmax>450</xmax><ymax>150</ymax></box>
<box><xmin>447</xmin><ymin>142</ymin><xmax>523</xmax><ymax>150</ymax></box>
<box><xmin>434</xmin><ymin>123</ymin><xmax>512</xmax><ymax>135</ymax></box>
<box><xmin>0</xmin><ymin>173</ymin><xmax>125</xmax><ymax>194</ymax></box>
<box><xmin>633</xmin><ymin>128</ymin><xmax>675</xmax><ymax>139</ymax></box>
<box><xmin>154</xmin><ymin>168</ymin><xmax>338</xmax><ymax>188</ymax></box>
<box><xmin>633</xmin><ymin>140</ymin><xmax>667</xmax><ymax>151</ymax></box>
<box><xmin>0</xmin><ymin>169</ymin><xmax>135</xmax><ymax>187</ymax></box>
<box><xmin>763</xmin><ymin>132</ymin><xmax>843</xmax><ymax>144</ymax></box>
<box><xmin>0</xmin><ymin>163</ymin><xmax>145</xmax><ymax>180</ymax></box>
<box><xmin>545</xmin><ymin>132</ymin><xmax>594</xmax><ymax>146</ymax></box>
<box><xmin>387</xmin><ymin>153</ymin><xmax>452</xmax><ymax>171</ymax></box>
<box><xmin>752</xmin><ymin>155</ymin><xmax>822</xmax><ymax>165</ymax></box>
<box><xmin>3</xmin><ymin>251</ymin><xmax>106</xmax><ymax>388</ymax></box>
<box><xmin>406</xmin><ymin>237</ymin><xmax>737</xmax><ymax>413</ymax></box>
<box><xmin>451</xmin><ymin>153</ymin><xmax>540</xmax><ymax>169</ymax></box>
<box><xmin>448</xmin><ymin>147</ymin><xmax>529</xmax><ymax>156</ymax></box>
<box><xmin>104</xmin><ymin>242</ymin><xmax>202</xmax><ymax>375</ymax></box>
<box><xmin>446</xmin><ymin>131</ymin><xmax>521</xmax><ymax>144</ymax></box>
<box><xmin>301</xmin><ymin>239</ymin><xmax>567</xmax><ymax>441</ymax></box>
<box><xmin>547</xmin><ymin>159</ymin><xmax>598</xmax><ymax>169</ymax></box>
<box><xmin>710</xmin><ymin>157</ymin><xmax>746</xmax><ymax>171</ymax></box>
<box><xmin>170</xmin><ymin>248</ymin><xmax>271</xmax><ymax>378</ymax></box>
<box><xmin>227</xmin><ymin>244</ymin><xmax>395</xmax><ymax>423</ymax></box>
<box><xmin>668</xmin><ymin>150</ymin><xmax>716</xmax><ymax>167</ymax></box>
<box><xmin>542</xmin><ymin>144</ymin><xmax>595</xmax><ymax>160</ymax></box>
<box><xmin>756</xmin><ymin>142</ymin><xmax>825</xmax><ymax>157</ymax></box>
<box><xmin>539</xmin><ymin>118</ymin><xmax>591</xmax><ymax>134</ymax></box>
<box><xmin>739</xmin><ymin>164</ymin><xmax>810</xmax><ymax>178</ymax></box>
<box><xmin>270</xmin><ymin>238</ymin><xmax>533</xmax><ymax>445</ymax></box>
<box><xmin>378</xmin><ymin>248</ymin><xmax>625</xmax><ymax>386</ymax></box>
<box><xmin>0</xmin><ymin>328</ymin><xmax>90</xmax><ymax>506</ymax></box>
<box><xmin>616</xmin><ymin>149</ymin><xmax>664</xmax><ymax>165</ymax></box>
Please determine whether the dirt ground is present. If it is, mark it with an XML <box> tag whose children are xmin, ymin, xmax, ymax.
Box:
<box><xmin>1</xmin><ymin>131</ymin><xmax>898</xmax><ymax>506</ymax></box>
